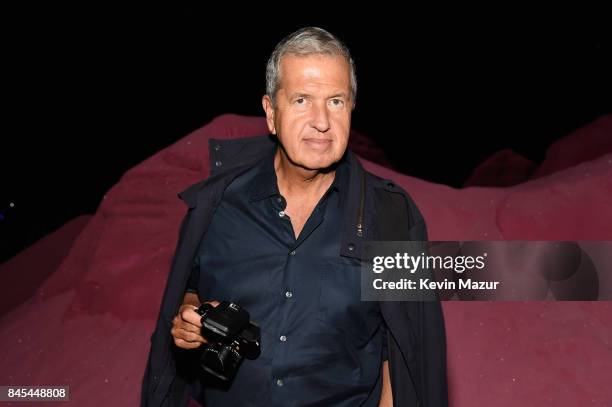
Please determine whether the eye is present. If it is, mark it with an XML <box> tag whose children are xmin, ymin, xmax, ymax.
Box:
<box><xmin>295</xmin><ymin>98</ymin><xmax>306</xmax><ymax>105</ymax></box>
<box><xmin>329</xmin><ymin>98</ymin><xmax>344</xmax><ymax>107</ymax></box>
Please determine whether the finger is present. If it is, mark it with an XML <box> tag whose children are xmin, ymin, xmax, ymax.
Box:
<box><xmin>171</xmin><ymin>318</ymin><xmax>206</xmax><ymax>341</ymax></box>
<box><xmin>174</xmin><ymin>338</ymin><xmax>203</xmax><ymax>350</ymax></box>
<box><xmin>179</xmin><ymin>320</ymin><xmax>204</xmax><ymax>335</ymax></box>
<box><xmin>180</xmin><ymin>307</ymin><xmax>203</xmax><ymax>327</ymax></box>
<box><xmin>172</xmin><ymin>326</ymin><xmax>206</xmax><ymax>344</ymax></box>
<box><xmin>177</xmin><ymin>329</ymin><xmax>207</xmax><ymax>344</ymax></box>
<box><xmin>171</xmin><ymin>316</ymin><xmax>188</xmax><ymax>336</ymax></box>
<box><xmin>180</xmin><ymin>300</ymin><xmax>220</xmax><ymax>325</ymax></box>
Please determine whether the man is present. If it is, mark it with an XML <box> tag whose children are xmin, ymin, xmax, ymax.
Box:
<box><xmin>141</xmin><ymin>27</ymin><xmax>447</xmax><ymax>406</ymax></box>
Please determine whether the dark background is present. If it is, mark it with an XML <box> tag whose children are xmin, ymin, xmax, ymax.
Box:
<box><xmin>1</xmin><ymin>6</ymin><xmax>611</xmax><ymax>263</ymax></box>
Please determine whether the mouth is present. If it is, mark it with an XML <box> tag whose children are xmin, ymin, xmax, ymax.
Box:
<box><xmin>303</xmin><ymin>138</ymin><xmax>332</xmax><ymax>150</ymax></box>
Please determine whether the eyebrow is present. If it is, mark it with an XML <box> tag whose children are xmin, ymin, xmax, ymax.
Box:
<box><xmin>289</xmin><ymin>93</ymin><xmax>311</xmax><ymax>100</ymax></box>
<box><xmin>289</xmin><ymin>92</ymin><xmax>348</xmax><ymax>99</ymax></box>
<box><xmin>328</xmin><ymin>92</ymin><xmax>348</xmax><ymax>99</ymax></box>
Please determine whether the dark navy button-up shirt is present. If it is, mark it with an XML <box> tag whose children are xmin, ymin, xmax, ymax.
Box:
<box><xmin>186</xmin><ymin>146</ymin><xmax>387</xmax><ymax>407</ymax></box>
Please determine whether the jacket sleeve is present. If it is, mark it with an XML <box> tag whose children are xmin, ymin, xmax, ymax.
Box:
<box><xmin>141</xmin><ymin>208</ymin><xmax>195</xmax><ymax>407</ymax></box>
<box><xmin>375</xmin><ymin>185</ymin><xmax>448</xmax><ymax>407</ymax></box>
<box><xmin>405</xmin><ymin>195</ymin><xmax>448</xmax><ymax>407</ymax></box>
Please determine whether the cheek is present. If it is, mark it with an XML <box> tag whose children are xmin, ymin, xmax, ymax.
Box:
<box><xmin>334</xmin><ymin>113</ymin><xmax>351</xmax><ymax>131</ymax></box>
<box><xmin>334</xmin><ymin>119</ymin><xmax>351</xmax><ymax>144</ymax></box>
<box><xmin>335</xmin><ymin>139</ymin><xmax>350</xmax><ymax>158</ymax></box>
<box><xmin>277</xmin><ymin>131</ymin><xmax>302</xmax><ymax>156</ymax></box>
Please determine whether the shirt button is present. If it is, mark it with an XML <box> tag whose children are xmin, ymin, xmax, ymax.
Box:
<box><xmin>276</xmin><ymin>378</ymin><xmax>284</xmax><ymax>386</ymax></box>
<box><xmin>348</xmin><ymin>243</ymin><xmax>355</xmax><ymax>252</ymax></box>
<box><xmin>285</xmin><ymin>291</ymin><xmax>293</xmax><ymax>298</ymax></box>
<box><xmin>289</xmin><ymin>250</ymin><xmax>296</xmax><ymax>256</ymax></box>
<box><xmin>215</xmin><ymin>160</ymin><xmax>223</xmax><ymax>167</ymax></box>
<box><xmin>214</xmin><ymin>144</ymin><xmax>221</xmax><ymax>151</ymax></box>
<box><xmin>279</xmin><ymin>335</ymin><xmax>287</xmax><ymax>342</ymax></box>
<box><xmin>278</xmin><ymin>210</ymin><xmax>285</xmax><ymax>217</ymax></box>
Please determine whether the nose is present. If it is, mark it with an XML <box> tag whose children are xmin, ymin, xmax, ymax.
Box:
<box><xmin>310</xmin><ymin>102</ymin><xmax>330</xmax><ymax>133</ymax></box>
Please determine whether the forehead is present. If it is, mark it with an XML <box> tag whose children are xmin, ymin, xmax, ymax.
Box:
<box><xmin>279</xmin><ymin>53</ymin><xmax>350</xmax><ymax>92</ymax></box>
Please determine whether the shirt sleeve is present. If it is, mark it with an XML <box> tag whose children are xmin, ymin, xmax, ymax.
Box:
<box><xmin>185</xmin><ymin>254</ymin><xmax>200</xmax><ymax>294</ymax></box>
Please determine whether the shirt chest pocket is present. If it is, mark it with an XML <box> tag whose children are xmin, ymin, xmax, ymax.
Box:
<box><xmin>317</xmin><ymin>258</ymin><xmax>383</xmax><ymax>342</ymax></box>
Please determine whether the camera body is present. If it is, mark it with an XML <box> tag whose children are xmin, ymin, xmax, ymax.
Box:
<box><xmin>196</xmin><ymin>301</ymin><xmax>261</xmax><ymax>382</ymax></box>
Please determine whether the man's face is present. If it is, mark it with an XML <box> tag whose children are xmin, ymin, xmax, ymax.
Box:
<box><xmin>263</xmin><ymin>54</ymin><xmax>353</xmax><ymax>170</ymax></box>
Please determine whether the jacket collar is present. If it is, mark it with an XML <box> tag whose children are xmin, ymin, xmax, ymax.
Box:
<box><xmin>178</xmin><ymin>134</ymin><xmax>369</xmax><ymax>260</ymax></box>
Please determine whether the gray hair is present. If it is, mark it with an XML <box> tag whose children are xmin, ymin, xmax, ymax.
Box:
<box><xmin>265</xmin><ymin>27</ymin><xmax>357</xmax><ymax>107</ymax></box>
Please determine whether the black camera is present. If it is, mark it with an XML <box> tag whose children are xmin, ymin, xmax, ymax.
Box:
<box><xmin>195</xmin><ymin>301</ymin><xmax>261</xmax><ymax>382</ymax></box>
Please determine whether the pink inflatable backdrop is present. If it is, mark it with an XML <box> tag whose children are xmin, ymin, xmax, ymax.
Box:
<box><xmin>1</xmin><ymin>114</ymin><xmax>611</xmax><ymax>406</ymax></box>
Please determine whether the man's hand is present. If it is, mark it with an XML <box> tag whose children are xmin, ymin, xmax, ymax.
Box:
<box><xmin>379</xmin><ymin>360</ymin><xmax>393</xmax><ymax>407</ymax></box>
<box><xmin>170</xmin><ymin>293</ymin><xmax>219</xmax><ymax>350</ymax></box>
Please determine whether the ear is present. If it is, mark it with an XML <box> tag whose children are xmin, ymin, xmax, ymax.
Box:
<box><xmin>262</xmin><ymin>95</ymin><xmax>277</xmax><ymax>135</ymax></box>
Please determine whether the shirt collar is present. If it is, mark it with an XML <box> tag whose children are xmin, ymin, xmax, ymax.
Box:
<box><xmin>248</xmin><ymin>144</ymin><xmax>350</xmax><ymax>203</ymax></box>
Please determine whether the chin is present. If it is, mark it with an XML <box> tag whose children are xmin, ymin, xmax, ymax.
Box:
<box><xmin>297</xmin><ymin>154</ymin><xmax>339</xmax><ymax>171</ymax></box>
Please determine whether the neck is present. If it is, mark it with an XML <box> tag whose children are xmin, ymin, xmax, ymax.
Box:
<box><xmin>274</xmin><ymin>148</ymin><xmax>335</xmax><ymax>199</ymax></box>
